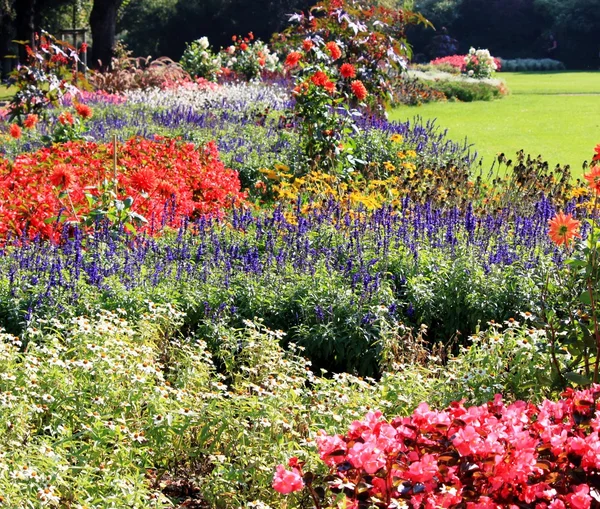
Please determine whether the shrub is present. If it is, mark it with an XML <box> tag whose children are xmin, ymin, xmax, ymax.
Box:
<box><xmin>426</xmin><ymin>78</ymin><xmax>504</xmax><ymax>101</ymax></box>
<box><xmin>429</xmin><ymin>52</ymin><xmax>502</xmax><ymax>75</ymax></box>
<box><xmin>497</xmin><ymin>57</ymin><xmax>566</xmax><ymax>72</ymax></box>
<box><xmin>180</xmin><ymin>36</ymin><xmax>223</xmax><ymax>81</ymax></box>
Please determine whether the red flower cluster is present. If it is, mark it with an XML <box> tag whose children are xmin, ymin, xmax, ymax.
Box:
<box><xmin>276</xmin><ymin>386</ymin><xmax>600</xmax><ymax>508</ymax></box>
<box><xmin>0</xmin><ymin>137</ymin><xmax>246</xmax><ymax>240</ymax></box>
<box><xmin>430</xmin><ymin>54</ymin><xmax>502</xmax><ymax>72</ymax></box>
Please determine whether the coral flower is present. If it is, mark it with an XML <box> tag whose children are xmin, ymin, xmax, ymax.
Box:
<box><xmin>324</xmin><ymin>80</ymin><xmax>336</xmax><ymax>94</ymax></box>
<box><xmin>285</xmin><ymin>51</ymin><xmax>302</xmax><ymax>68</ymax></box>
<box><xmin>74</xmin><ymin>103</ymin><xmax>93</xmax><ymax>119</ymax></box>
<box><xmin>593</xmin><ymin>143</ymin><xmax>600</xmax><ymax>164</ymax></box>
<box><xmin>325</xmin><ymin>41</ymin><xmax>342</xmax><ymax>60</ymax></box>
<box><xmin>548</xmin><ymin>212</ymin><xmax>581</xmax><ymax>247</ymax></box>
<box><xmin>302</xmin><ymin>39</ymin><xmax>313</xmax><ymax>51</ymax></box>
<box><xmin>340</xmin><ymin>63</ymin><xmax>356</xmax><ymax>78</ymax></box>
<box><xmin>351</xmin><ymin>80</ymin><xmax>368</xmax><ymax>101</ymax></box>
<box><xmin>58</xmin><ymin>111</ymin><xmax>74</xmax><ymax>125</ymax></box>
<box><xmin>311</xmin><ymin>70</ymin><xmax>329</xmax><ymax>87</ymax></box>
<box><xmin>272</xmin><ymin>465</ymin><xmax>303</xmax><ymax>494</ymax></box>
<box><xmin>240</xmin><ymin>42</ymin><xmax>248</xmax><ymax>51</ymax></box>
<box><xmin>585</xmin><ymin>165</ymin><xmax>600</xmax><ymax>194</ymax></box>
<box><xmin>9</xmin><ymin>123</ymin><xmax>21</xmax><ymax>139</ymax></box>
<box><xmin>23</xmin><ymin>114</ymin><xmax>39</xmax><ymax>129</ymax></box>
<box><xmin>49</xmin><ymin>164</ymin><xmax>74</xmax><ymax>188</ymax></box>
<box><xmin>130</xmin><ymin>168</ymin><xmax>158</xmax><ymax>193</ymax></box>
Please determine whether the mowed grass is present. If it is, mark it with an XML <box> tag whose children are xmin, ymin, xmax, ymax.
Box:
<box><xmin>0</xmin><ymin>85</ymin><xmax>16</xmax><ymax>102</ymax></box>
<box><xmin>390</xmin><ymin>72</ymin><xmax>600</xmax><ymax>176</ymax></box>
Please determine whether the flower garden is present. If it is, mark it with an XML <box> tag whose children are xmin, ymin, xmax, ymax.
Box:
<box><xmin>1</xmin><ymin>1</ymin><xmax>600</xmax><ymax>508</ymax></box>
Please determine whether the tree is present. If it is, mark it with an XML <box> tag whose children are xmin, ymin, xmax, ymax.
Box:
<box><xmin>90</xmin><ymin>0</ymin><xmax>123</xmax><ymax>67</ymax></box>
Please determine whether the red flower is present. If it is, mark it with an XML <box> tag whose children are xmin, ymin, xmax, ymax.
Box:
<box><xmin>130</xmin><ymin>168</ymin><xmax>158</xmax><ymax>193</ymax></box>
<box><xmin>248</xmin><ymin>32</ymin><xmax>254</xmax><ymax>40</ymax></box>
<box><xmin>79</xmin><ymin>42</ymin><xmax>88</xmax><ymax>53</ymax></box>
<box><xmin>584</xmin><ymin>165</ymin><xmax>600</xmax><ymax>194</ymax></box>
<box><xmin>49</xmin><ymin>164</ymin><xmax>74</xmax><ymax>188</ymax></box>
<box><xmin>351</xmin><ymin>80</ymin><xmax>368</xmax><ymax>101</ymax></box>
<box><xmin>58</xmin><ymin>111</ymin><xmax>74</xmax><ymax>125</ymax></box>
<box><xmin>325</xmin><ymin>41</ymin><xmax>342</xmax><ymax>60</ymax></box>
<box><xmin>9</xmin><ymin>123</ymin><xmax>21</xmax><ymax>139</ymax></box>
<box><xmin>548</xmin><ymin>212</ymin><xmax>581</xmax><ymax>247</ymax></box>
<box><xmin>285</xmin><ymin>51</ymin><xmax>302</xmax><ymax>68</ymax></box>
<box><xmin>258</xmin><ymin>58</ymin><xmax>266</xmax><ymax>66</ymax></box>
<box><xmin>311</xmin><ymin>70</ymin><xmax>329</xmax><ymax>87</ymax></box>
<box><xmin>324</xmin><ymin>80</ymin><xmax>336</xmax><ymax>94</ymax></box>
<box><xmin>240</xmin><ymin>43</ymin><xmax>248</xmax><ymax>51</ymax></box>
<box><xmin>340</xmin><ymin>63</ymin><xmax>356</xmax><ymax>78</ymax></box>
<box><xmin>302</xmin><ymin>39</ymin><xmax>313</xmax><ymax>51</ymax></box>
<box><xmin>592</xmin><ymin>143</ymin><xmax>600</xmax><ymax>164</ymax></box>
<box><xmin>74</xmin><ymin>103</ymin><xmax>93</xmax><ymax>119</ymax></box>
<box><xmin>23</xmin><ymin>114</ymin><xmax>39</xmax><ymax>129</ymax></box>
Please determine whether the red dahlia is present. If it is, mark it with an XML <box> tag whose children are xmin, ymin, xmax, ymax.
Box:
<box><xmin>351</xmin><ymin>80</ymin><xmax>368</xmax><ymax>101</ymax></box>
<box><xmin>130</xmin><ymin>168</ymin><xmax>158</xmax><ymax>193</ymax></box>
<box><xmin>311</xmin><ymin>70</ymin><xmax>329</xmax><ymax>87</ymax></box>
<box><xmin>339</xmin><ymin>63</ymin><xmax>356</xmax><ymax>79</ymax></box>
<box><xmin>9</xmin><ymin>123</ymin><xmax>21</xmax><ymax>139</ymax></box>
<box><xmin>285</xmin><ymin>51</ymin><xmax>302</xmax><ymax>68</ymax></box>
<box><xmin>325</xmin><ymin>41</ymin><xmax>342</xmax><ymax>60</ymax></box>
<box><xmin>74</xmin><ymin>103</ymin><xmax>93</xmax><ymax>119</ymax></box>
<box><xmin>49</xmin><ymin>164</ymin><xmax>74</xmax><ymax>189</ymax></box>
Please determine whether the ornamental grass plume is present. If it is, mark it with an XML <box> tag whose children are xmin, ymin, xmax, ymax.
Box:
<box><xmin>548</xmin><ymin>212</ymin><xmax>580</xmax><ymax>247</ymax></box>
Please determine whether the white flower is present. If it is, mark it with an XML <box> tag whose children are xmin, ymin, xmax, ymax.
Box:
<box><xmin>197</xmin><ymin>36</ymin><xmax>209</xmax><ymax>50</ymax></box>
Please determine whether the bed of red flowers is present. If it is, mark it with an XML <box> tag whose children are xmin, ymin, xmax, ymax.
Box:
<box><xmin>275</xmin><ymin>385</ymin><xmax>600</xmax><ymax>508</ymax></box>
<box><xmin>430</xmin><ymin>55</ymin><xmax>502</xmax><ymax>73</ymax></box>
<box><xmin>0</xmin><ymin>136</ymin><xmax>246</xmax><ymax>240</ymax></box>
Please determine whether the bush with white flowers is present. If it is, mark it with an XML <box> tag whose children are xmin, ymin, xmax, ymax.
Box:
<box><xmin>463</xmin><ymin>47</ymin><xmax>498</xmax><ymax>79</ymax></box>
<box><xmin>180</xmin><ymin>36</ymin><xmax>223</xmax><ymax>81</ymax></box>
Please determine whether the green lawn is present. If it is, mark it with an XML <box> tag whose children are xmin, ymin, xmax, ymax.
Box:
<box><xmin>0</xmin><ymin>85</ymin><xmax>16</xmax><ymax>102</ymax></box>
<box><xmin>390</xmin><ymin>71</ymin><xmax>600</xmax><ymax>175</ymax></box>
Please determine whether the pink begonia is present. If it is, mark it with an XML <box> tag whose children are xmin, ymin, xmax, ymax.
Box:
<box><xmin>567</xmin><ymin>484</ymin><xmax>592</xmax><ymax>509</ymax></box>
<box><xmin>316</xmin><ymin>432</ymin><xmax>347</xmax><ymax>465</ymax></box>
<box><xmin>272</xmin><ymin>464</ymin><xmax>303</xmax><ymax>494</ymax></box>
<box><xmin>347</xmin><ymin>438</ymin><xmax>385</xmax><ymax>474</ymax></box>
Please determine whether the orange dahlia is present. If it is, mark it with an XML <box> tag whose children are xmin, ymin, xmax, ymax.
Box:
<box><xmin>584</xmin><ymin>165</ymin><xmax>600</xmax><ymax>194</ymax></box>
<box><xmin>285</xmin><ymin>51</ymin><xmax>302</xmax><ymax>68</ymax></box>
<box><xmin>9</xmin><ymin>123</ymin><xmax>21</xmax><ymax>139</ymax></box>
<box><xmin>74</xmin><ymin>103</ymin><xmax>93</xmax><ymax>119</ymax></box>
<box><xmin>548</xmin><ymin>212</ymin><xmax>581</xmax><ymax>247</ymax></box>
<box><xmin>23</xmin><ymin>114</ymin><xmax>39</xmax><ymax>129</ymax></box>
<box><xmin>340</xmin><ymin>63</ymin><xmax>356</xmax><ymax>79</ymax></box>
<box><xmin>325</xmin><ymin>41</ymin><xmax>342</xmax><ymax>60</ymax></box>
<box><xmin>350</xmin><ymin>80</ymin><xmax>368</xmax><ymax>101</ymax></box>
<box><xmin>49</xmin><ymin>164</ymin><xmax>74</xmax><ymax>189</ymax></box>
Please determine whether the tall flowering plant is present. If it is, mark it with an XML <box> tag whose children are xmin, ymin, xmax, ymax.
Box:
<box><xmin>221</xmin><ymin>33</ymin><xmax>281</xmax><ymax>80</ymax></box>
<box><xmin>273</xmin><ymin>0</ymin><xmax>430</xmax><ymax>112</ymax></box>
<box><xmin>463</xmin><ymin>48</ymin><xmax>499</xmax><ymax>79</ymax></box>
<box><xmin>274</xmin><ymin>386</ymin><xmax>600</xmax><ymax>508</ymax></box>
<box><xmin>541</xmin><ymin>143</ymin><xmax>600</xmax><ymax>386</ymax></box>
<box><xmin>7</xmin><ymin>31</ymin><xmax>89</xmax><ymax>124</ymax></box>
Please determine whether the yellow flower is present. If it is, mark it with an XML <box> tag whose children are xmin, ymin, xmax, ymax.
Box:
<box><xmin>397</xmin><ymin>151</ymin><xmax>406</xmax><ymax>159</ymax></box>
<box><xmin>391</xmin><ymin>134</ymin><xmax>403</xmax><ymax>143</ymax></box>
<box><xmin>406</xmin><ymin>150</ymin><xmax>417</xmax><ymax>158</ymax></box>
<box><xmin>383</xmin><ymin>161</ymin><xmax>396</xmax><ymax>172</ymax></box>
<box><xmin>274</xmin><ymin>163</ymin><xmax>290</xmax><ymax>172</ymax></box>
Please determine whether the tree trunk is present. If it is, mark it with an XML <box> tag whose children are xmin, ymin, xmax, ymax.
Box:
<box><xmin>0</xmin><ymin>0</ymin><xmax>17</xmax><ymax>78</ymax></box>
<box><xmin>90</xmin><ymin>0</ymin><xmax>121</xmax><ymax>69</ymax></box>
<box><xmin>14</xmin><ymin>0</ymin><xmax>35</xmax><ymax>63</ymax></box>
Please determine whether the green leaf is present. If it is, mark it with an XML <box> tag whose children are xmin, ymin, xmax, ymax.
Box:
<box><xmin>564</xmin><ymin>371</ymin><xmax>592</xmax><ymax>386</ymax></box>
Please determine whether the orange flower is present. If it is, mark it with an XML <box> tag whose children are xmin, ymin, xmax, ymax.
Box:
<box><xmin>325</xmin><ymin>41</ymin><xmax>342</xmax><ymax>60</ymax></box>
<box><xmin>351</xmin><ymin>80</ymin><xmax>368</xmax><ymax>101</ymax></box>
<box><xmin>302</xmin><ymin>39</ymin><xmax>313</xmax><ymax>52</ymax></box>
<box><xmin>49</xmin><ymin>164</ymin><xmax>74</xmax><ymax>188</ymax></box>
<box><xmin>240</xmin><ymin>42</ymin><xmax>248</xmax><ymax>51</ymax></box>
<box><xmin>340</xmin><ymin>63</ymin><xmax>356</xmax><ymax>78</ymax></box>
<box><xmin>548</xmin><ymin>212</ymin><xmax>581</xmax><ymax>247</ymax></box>
<box><xmin>324</xmin><ymin>80</ymin><xmax>336</xmax><ymax>94</ymax></box>
<box><xmin>311</xmin><ymin>70</ymin><xmax>329</xmax><ymax>87</ymax></box>
<box><xmin>592</xmin><ymin>143</ymin><xmax>600</xmax><ymax>164</ymax></box>
<box><xmin>74</xmin><ymin>103</ymin><xmax>93</xmax><ymax>119</ymax></box>
<box><xmin>23</xmin><ymin>114</ymin><xmax>39</xmax><ymax>129</ymax></box>
<box><xmin>9</xmin><ymin>123</ymin><xmax>21</xmax><ymax>139</ymax></box>
<box><xmin>584</xmin><ymin>165</ymin><xmax>600</xmax><ymax>194</ymax></box>
<box><xmin>285</xmin><ymin>51</ymin><xmax>302</xmax><ymax>68</ymax></box>
<box><xmin>58</xmin><ymin>111</ymin><xmax>74</xmax><ymax>125</ymax></box>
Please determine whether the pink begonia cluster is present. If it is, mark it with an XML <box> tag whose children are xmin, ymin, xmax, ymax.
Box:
<box><xmin>274</xmin><ymin>386</ymin><xmax>600</xmax><ymax>508</ymax></box>
<box><xmin>430</xmin><ymin>55</ymin><xmax>502</xmax><ymax>73</ymax></box>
